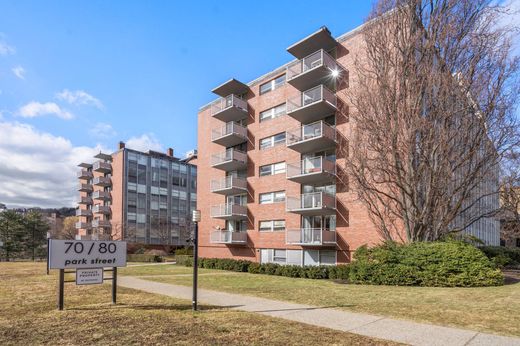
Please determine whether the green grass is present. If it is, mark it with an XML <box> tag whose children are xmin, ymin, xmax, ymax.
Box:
<box><xmin>0</xmin><ymin>263</ymin><xmax>398</xmax><ymax>346</ymax></box>
<box><xmin>119</xmin><ymin>264</ymin><xmax>520</xmax><ymax>337</ymax></box>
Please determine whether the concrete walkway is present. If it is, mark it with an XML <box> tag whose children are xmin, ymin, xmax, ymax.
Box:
<box><xmin>118</xmin><ymin>276</ymin><xmax>520</xmax><ymax>346</ymax></box>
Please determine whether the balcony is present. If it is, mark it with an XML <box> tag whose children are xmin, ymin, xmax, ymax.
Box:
<box><xmin>210</xmin><ymin>203</ymin><xmax>248</xmax><ymax>220</ymax></box>
<box><xmin>75</xmin><ymin>221</ymin><xmax>91</xmax><ymax>229</ymax></box>
<box><xmin>286</xmin><ymin>228</ymin><xmax>336</xmax><ymax>246</ymax></box>
<box><xmin>76</xmin><ymin>209</ymin><xmax>92</xmax><ymax>217</ymax></box>
<box><xmin>93</xmin><ymin>205</ymin><xmax>111</xmax><ymax>214</ymax></box>
<box><xmin>211</xmin><ymin>148</ymin><xmax>247</xmax><ymax>171</ymax></box>
<box><xmin>286</xmin><ymin>85</ymin><xmax>337</xmax><ymax>123</ymax></box>
<box><xmin>286</xmin><ymin>50</ymin><xmax>340</xmax><ymax>91</ymax></box>
<box><xmin>210</xmin><ymin>176</ymin><xmax>247</xmax><ymax>195</ymax></box>
<box><xmin>78</xmin><ymin>197</ymin><xmax>93</xmax><ymax>205</ymax></box>
<box><xmin>287</xmin><ymin>27</ymin><xmax>337</xmax><ymax>59</ymax></box>
<box><xmin>286</xmin><ymin>156</ymin><xmax>336</xmax><ymax>184</ymax></box>
<box><xmin>92</xmin><ymin>190</ymin><xmax>111</xmax><ymax>201</ymax></box>
<box><xmin>93</xmin><ymin>161</ymin><xmax>112</xmax><ymax>173</ymax></box>
<box><xmin>286</xmin><ymin>121</ymin><xmax>336</xmax><ymax>153</ymax></box>
<box><xmin>286</xmin><ymin>191</ymin><xmax>336</xmax><ymax>216</ymax></box>
<box><xmin>93</xmin><ymin>176</ymin><xmax>112</xmax><ymax>187</ymax></box>
<box><xmin>92</xmin><ymin>219</ymin><xmax>111</xmax><ymax>228</ymax></box>
<box><xmin>77</xmin><ymin>170</ymin><xmax>93</xmax><ymax>180</ymax></box>
<box><xmin>78</xmin><ymin>183</ymin><xmax>93</xmax><ymax>192</ymax></box>
<box><xmin>211</xmin><ymin>122</ymin><xmax>248</xmax><ymax>147</ymax></box>
<box><xmin>210</xmin><ymin>230</ymin><xmax>247</xmax><ymax>245</ymax></box>
<box><xmin>211</xmin><ymin>95</ymin><xmax>248</xmax><ymax>122</ymax></box>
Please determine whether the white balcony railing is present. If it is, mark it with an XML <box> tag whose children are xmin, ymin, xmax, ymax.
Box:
<box><xmin>286</xmin><ymin>156</ymin><xmax>336</xmax><ymax>179</ymax></box>
<box><xmin>286</xmin><ymin>191</ymin><xmax>336</xmax><ymax>212</ymax></box>
<box><xmin>77</xmin><ymin>170</ymin><xmax>93</xmax><ymax>179</ymax></box>
<box><xmin>211</xmin><ymin>95</ymin><xmax>248</xmax><ymax>116</ymax></box>
<box><xmin>93</xmin><ymin>176</ymin><xmax>112</xmax><ymax>186</ymax></box>
<box><xmin>286</xmin><ymin>49</ymin><xmax>338</xmax><ymax>81</ymax></box>
<box><xmin>286</xmin><ymin>85</ymin><xmax>336</xmax><ymax>113</ymax></box>
<box><xmin>211</xmin><ymin>148</ymin><xmax>247</xmax><ymax>167</ymax></box>
<box><xmin>210</xmin><ymin>176</ymin><xmax>247</xmax><ymax>192</ymax></box>
<box><xmin>286</xmin><ymin>121</ymin><xmax>336</xmax><ymax>146</ymax></box>
<box><xmin>210</xmin><ymin>230</ymin><xmax>247</xmax><ymax>244</ymax></box>
<box><xmin>210</xmin><ymin>203</ymin><xmax>247</xmax><ymax>218</ymax></box>
<box><xmin>92</xmin><ymin>191</ymin><xmax>111</xmax><ymax>200</ymax></box>
<box><xmin>76</xmin><ymin>209</ymin><xmax>92</xmax><ymax>217</ymax></box>
<box><xmin>92</xmin><ymin>219</ymin><xmax>111</xmax><ymax>228</ymax></box>
<box><xmin>93</xmin><ymin>161</ymin><xmax>112</xmax><ymax>172</ymax></box>
<box><xmin>93</xmin><ymin>205</ymin><xmax>111</xmax><ymax>214</ymax></box>
<box><xmin>286</xmin><ymin>228</ymin><xmax>336</xmax><ymax>245</ymax></box>
<box><xmin>211</xmin><ymin>122</ymin><xmax>247</xmax><ymax>141</ymax></box>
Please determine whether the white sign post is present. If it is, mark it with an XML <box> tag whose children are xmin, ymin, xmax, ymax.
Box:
<box><xmin>48</xmin><ymin>240</ymin><xmax>127</xmax><ymax>310</ymax></box>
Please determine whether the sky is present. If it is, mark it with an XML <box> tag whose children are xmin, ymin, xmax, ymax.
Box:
<box><xmin>0</xmin><ymin>0</ymin><xmax>374</xmax><ymax>208</ymax></box>
<box><xmin>0</xmin><ymin>0</ymin><xmax>518</xmax><ymax>209</ymax></box>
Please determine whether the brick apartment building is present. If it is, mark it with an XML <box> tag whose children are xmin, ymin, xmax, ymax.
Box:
<box><xmin>196</xmin><ymin>25</ymin><xmax>500</xmax><ymax>266</ymax></box>
<box><xmin>76</xmin><ymin>142</ymin><xmax>197</xmax><ymax>246</ymax></box>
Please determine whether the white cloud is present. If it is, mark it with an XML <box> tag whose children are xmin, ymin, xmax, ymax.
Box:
<box><xmin>12</xmin><ymin>65</ymin><xmax>25</xmax><ymax>80</ymax></box>
<box><xmin>89</xmin><ymin>122</ymin><xmax>116</xmax><ymax>139</ymax></box>
<box><xmin>56</xmin><ymin>89</ymin><xmax>104</xmax><ymax>110</ymax></box>
<box><xmin>17</xmin><ymin>101</ymin><xmax>74</xmax><ymax>120</ymax></box>
<box><xmin>126</xmin><ymin>133</ymin><xmax>164</xmax><ymax>152</ymax></box>
<box><xmin>0</xmin><ymin>121</ymin><xmax>108</xmax><ymax>208</ymax></box>
<box><xmin>0</xmin><ymin>34</ymin><xmax>15</xmax><ymax>55</ymax></box>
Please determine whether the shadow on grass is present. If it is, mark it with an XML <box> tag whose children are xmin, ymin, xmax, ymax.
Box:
<box><xmin>68</xmin><ymin>303</ymin><xmax>234</xmax><ymax>312</ymax></box>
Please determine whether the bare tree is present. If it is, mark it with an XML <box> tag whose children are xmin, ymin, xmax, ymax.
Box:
<box><xmin>345</xmin><ymin>0</ymin><xmax>520</xmax><ymax>242</ymax></box>
<box><xmin>59</xmin><ymin>216</ymin><xmax>79</xmax><ymax>240</ymax></box>
<box><xmin>499</xmin><ymin>150</ymin><xmax>520</xmax><ymax>245</ymax></box>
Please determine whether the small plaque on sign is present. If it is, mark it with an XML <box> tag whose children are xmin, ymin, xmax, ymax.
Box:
<box><xmin>76</xmin><ymin>268</ymin><xmax>103</xmax><ymax>285</ymax></box>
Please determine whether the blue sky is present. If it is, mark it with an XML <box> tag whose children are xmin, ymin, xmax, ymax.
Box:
<box><xmin>0</xmin><ymin>0</ymin><xmax>374</xmax><ymax>207</ymax></box>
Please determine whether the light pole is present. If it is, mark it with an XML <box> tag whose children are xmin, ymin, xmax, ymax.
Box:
<box><xmin>191</xmin><ymin>210</ymin><xmax>201</xmax><ymax>311</ymax></box>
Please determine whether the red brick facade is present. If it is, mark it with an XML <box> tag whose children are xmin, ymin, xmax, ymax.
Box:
<box><xmin>197</xmin><ymin>26</ymin><xmax>384</xmax><ymax>265</ymax></box>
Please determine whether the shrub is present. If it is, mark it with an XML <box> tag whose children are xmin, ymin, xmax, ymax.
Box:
<box><xmin>349</xmin><ymin>241</ymin><xmax>503</xmax><ymax>287</ymax></box>
<box><xmin>479</xmin><ymin>246</ymin><xmax>520</xmax><ymax>267</ymax></box>
<box><xmin>176</xmin><ymin>255</ymin><xmax>193</xmax><ymax>266</ymax></box>
<box><xmin>329</xmin><ymin>265</ymin><xmax>350</xmax><ymax>280</ymax></box>
<box><xmin>127</xmin><ymin>254</ymin><xmax>163</xmax><ymax>263</ymax></box>
<box><xmin>175</xmin><ymin>247</ymin><xmax>193</xmax><ymax>256</ymax></box>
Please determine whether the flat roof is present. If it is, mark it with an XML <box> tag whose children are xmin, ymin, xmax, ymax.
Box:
<box><xmin>212</xmin><ymin>78</ymin><xmax>249</xmax><ymax>97</ymax></box>
<box><xmin>287</xmin><ymin>26</ymin><xmax>337</xmax><ymax>59</ymax></box>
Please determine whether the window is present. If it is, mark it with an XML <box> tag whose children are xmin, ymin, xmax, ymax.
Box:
<box><xmin>273</xmin><ymin>249</ymin><xmax>286</xmax><ymax>264</ymax></box>
<box><xmin>259</xmin><ymin>162</ymin><xmax>286</xmax><ymax>176</ymax></box>
<box><xmin>260</xmin><ymin>103</ymin><xmax>286</xmax><ymax>122</ymax></box>
<box><xmin>259</xmin><ymin>191</ymin><xmax>285</xmax><ymax>204</ymax></box>
<box><xmin>260</xmin><ymin>132</ymin><xmax>286</xmax><ymax>150</ymax></box>
<box><xmin>260</xmin><ymin>249</ymin><xmax>287</xmax><ymax>264</ymax></box>
<box><xmin>259</xmin><ymin>75</ymin><xmax>286</xmax><ymax>95</ymax></box>
<box><xmin>259</xmin><ymin>220</ymin><xmax>285</xmax><ymax>232</ymax></box>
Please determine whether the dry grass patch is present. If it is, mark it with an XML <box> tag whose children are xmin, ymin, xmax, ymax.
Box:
<box><xmin>0</xmin><ymin>263</ymin><xmax>397</xmax><ymax>346</ymax></box>
<box><xmin>128</xmin><ymin>264</ymin><xmax>520</xmax><ymax>337</ymax></box>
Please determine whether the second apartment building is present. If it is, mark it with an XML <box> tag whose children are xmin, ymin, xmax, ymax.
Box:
<box><xmin>77</xmin><ymin>142</ymin><xmax>197</xmax><ymax>245</ymax></box>
<box><xmin>197</xmin><ymin>25</ymin><xmax>500</xmax><ymax>266</ymax></box>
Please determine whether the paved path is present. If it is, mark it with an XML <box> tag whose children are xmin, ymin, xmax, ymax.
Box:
<box><xmin>118</xmin><ymin>276</ymin><xmax>520</xmax><ymax>346</ymax></box>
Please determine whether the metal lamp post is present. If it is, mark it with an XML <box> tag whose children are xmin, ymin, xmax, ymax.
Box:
<box><xmin>192</xmin><ymin>210</ymin><xmax>201</xmax><ymax>311</ymax></box>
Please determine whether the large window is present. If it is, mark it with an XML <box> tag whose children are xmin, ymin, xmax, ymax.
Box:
<box><xmin>259</xmin><ymin>162</ymin><xmax>286</xmax><ymax>177</ymax></box>
<box><xmin>259</xmin><ymin>220</ymin><xmax>285</xmax><ymax>232</ymax></box>
<box><xmin>259</xmin><ymin>191</ymin><xmax>285</xmax><ymax>204</ymax></box>
<box><xmin>260</xmin><ymin>103</ymin><xmax>286</xmax><ymax>122</ymax></box>
<box><xmin>260</xmin><ymin>75</ymin><xmax>286</xmax><ymax>95</ymax></box>
<box><xmin>260</xmin><ymin>132</ymin><xmax>286</xmax><ymax>150</ymax></box>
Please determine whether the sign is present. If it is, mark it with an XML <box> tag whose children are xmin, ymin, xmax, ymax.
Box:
<box><xmin>76</xmin><ymin>268</ymin><xmax>103</xmax><ymax>285</ymax></box>
<box><xmin>49</xmin><ymin>240</ymin><xmax>127</xmax><ymax>269</ymax></box>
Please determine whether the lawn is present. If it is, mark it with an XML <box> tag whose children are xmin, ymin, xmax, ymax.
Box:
<box><xmin>120</xmin><ymin>263</ymin><xmax>520</xmax><ymax>337</ymax></box>
<box><xmin>0</xmin><ymin>263</ymin><xmax>397</xmax><ymax>346</ymax></box>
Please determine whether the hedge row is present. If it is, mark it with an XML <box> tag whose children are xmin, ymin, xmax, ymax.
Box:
<box><xmin>175</xmin><ymin>241</ymin><xmax>504</xmax><ymax>287</ymax></box>
<box><xmin>479</xmin><ymin>246</ymin><xmax>520</xmax><ymax>268</ymax></box>
<box><xmin>349</xmin><ymin>241</ymin><xmax>504</xmax><ymax>287</ymax></box>
<box><xmin>176</xmin><ymin>255</ymin><xmax>350</xmax><ymax>280</ymax></box>
<box><xmin>127</xmin><ymin>254</ymin><xmax>164</xmax><ymax>263</ymax></box>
